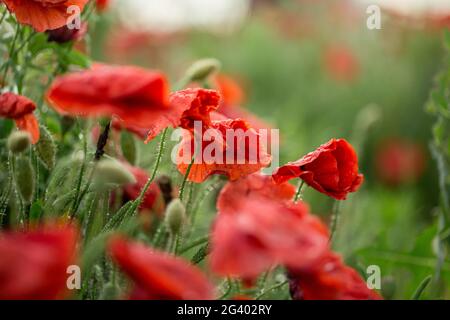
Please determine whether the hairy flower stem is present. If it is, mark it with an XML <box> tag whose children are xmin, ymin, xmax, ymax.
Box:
<box><xmin>294</xmin><ymin>180</ymin><xmax>305</xmax><ymax>202</ymax></box>
<box><xmin>329</xmin><ymin>200</ymin><xmax>341</xmax><ymax>243</ymax></box>
<box><xmin>179</xmin><ymin>156</ymin><xmax>195</xmax><ymax>201</ymax></box>
<box><xmin>179</xmin><ymin>235</ymin><xmax>209</xmax><ymax>254</ymax></box>
<box><xmin>1</xmin><ymin>24</ymin><xmax>20</xmax><ymax>87</ymax></box>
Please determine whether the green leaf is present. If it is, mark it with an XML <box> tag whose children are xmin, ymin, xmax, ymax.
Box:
<box><xmin>410</xmin><ymin>275</ymin><xmax>432</xmax><ymax>300</ymax></box>
<box><xmin>29</xmin><ymin>200</ymin><xmax>43</xmax><ymax>222</ymax></box>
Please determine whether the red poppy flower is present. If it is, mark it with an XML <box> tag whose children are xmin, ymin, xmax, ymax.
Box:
<box><xmin>217</xmin><ymin>173</ymin><xmax>296</xmax><ymax>214</ymax></box>
<box><xmin>109</xmin><ymin>237</ymin><xmax>214</xmax><ymax>300</ymax></box>
<box><xmin>288</xmin><ymin>252</ymin><xmax>382</xmax><ymax>300</ymax></box>
<box><xmin>177</xmin><ymin>119</ymin><xmax>271</xmax><ymax>183</ymax></box>
<box><xmin>323</xmin><ymin>45</ymin><xmax>360</xmax><ymax>83</ymax></box>
<box><xmin>0</xmin><ymin>224</ymin><xmax>78</xmax><ymax>300</ymax></box>
<box><xmin>210</xmin><ymin>194</ymin><xmax>329</xmax><ymax>279</ymax></box>
<box><xmin>375</xmin><ymin>138</ymin><xmax>426</xmax><ymax>186</ymax></box>
<box><xmin>122</xmin><ymin>163</ymin><xmax>164</xmax><ymax>215</ymax></box>
<box><xmin>170</xmin><ymin>88</ymin><xmax>221</xmax><ymax>131</ymax></box>
<box><xmin>2</xmin><ymin>0</ymin><xmax>89</xmax><ymax>32</ymax></box>
<box><xmin>272</xmin><ymin>139</ymin><xmax>363</xmax><ymax>200</ymax></box>
<box><xmin>0</xmin><ymin>92</ymin><xmax>40</xmax><ymax>144</ymax></box>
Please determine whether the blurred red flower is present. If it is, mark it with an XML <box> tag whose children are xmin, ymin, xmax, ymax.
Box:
<box><xmin>2</xmin><ymin>0</ymin><xmax>89</xmax><ymax>32</ymax></box>
<box><xmin>210</xmin><ymin>174</ymin><xmax>328</xmax><ymax>280</ymax></box>
<box><xmin>96</xmin><ymin>0</ymin><xmax>109</xmax><ymax>12</ymax></box>
<box><xmin>272</xmin><ymin>139</ymin><xmax>363</xmax><ymax>200</ymax></box>
<box><xmin>177</xmin><ymin>119</ymin><xmax>271</xmax><ymax>183</ymax></box>
<box><xmin>375</xmin><ymin>138</ymin><xmax>426</xmax><ymax>186</ymax></box>
<box><xmin>0</xmin><ymin>92</ymin><xmax>40</xmax><ymax>144</ymax></box>
<box><xmin>323</xmin><ymin>45</ymin><xmax>360</xmax><ymax>83</ymax></box>
<box><xmin>288</xmin><ymin>252</ymin><xmax>382</xmax><ymax>300</ymax></box>
<box><xmin>46</xmin><ymin>64</ymin><xmax>178</xmax><ymax>141</ymax></box>
<box><xmin>122</xmin><ymin>163</ymin><xmax>164</xmax><ymax>215</ymax></box>
<box><xmin>0</xmin><ymin>224</ymin><xmax>78</xmax><ymax>300</ymax></box>
<box><xmin>217</xmin><ymin>173</ymin><xmax>295</xmax><ymax>213</ymax></box>
<box><xmin>109</xmin><ymin>237</ymin><xmax>214</xmax><ymax>300</ymax></box>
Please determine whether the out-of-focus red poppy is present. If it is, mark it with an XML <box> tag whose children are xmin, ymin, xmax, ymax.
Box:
<box><xmin>2</xmin><ymin>0</ymin><xmax>89</xmax><ymax>32</ymax></box>
<box><xmin>96</xmin><ymin>0</ymin><xmax>109</xmax><ymax>12</ymax></box>
<box><xmin>288</xmin><ymin>252</ymin><xmax>382</xmax><ymax>300</ymax></box>
<box><xmin>323</xmin><ymin>45</ymin><xmax>360</xmax><ymax>83</ymax></box>
<box><xmin>0</xmin><ymin>224</ymin><xmax>78</xmax><ymax>300</ymax></box>
<box><xmin>375</xmin><ymin>138</ymin><xmax>426</xmax><ymax>186</ymax></box>
<box><xmin>109</xmin><ymin>237</ymin><xmax>214</xmax><ymax>300</ymax></box>
<box><xmin>46</xmin><ymin>21</ymin><xmax>88</xmax><ymax>43</ymax></box>
<box><xmin>177</xmin><ymin>119</ymin><xmax>271</xmax><ymax>183</ymax></box>
<box><xmin>272</xmin><ymin>139</ymin><xmax>363</xmax><ymax>200</ymax></box>
<box><xmin>122</xmin><ymin>163</ymin><xmax>164</xmax><ymax>215</ymax></box>
<box><xmin>0</xmin><ymin>92</ymin><xmax>40</xmax><ymax>144</ymax></box>
<box><xmin>217</xmin><ymin>173</ymin><xmax>295</xmax><ymax>214</ymax></box>
<box><xmin>210</xmin><ymin>181</ymin><xmax>329</xmax><ymax>280</ymax></box>
<box><xmin>46</xmin><ymin>64</ymin><xmax>177</xmax><ymax>141</ymax></box>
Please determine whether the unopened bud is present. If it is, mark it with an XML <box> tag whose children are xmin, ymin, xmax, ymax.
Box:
<box><xmin>7</xmin><ymin>131</ymin><xmax>31</xmax><ymax>154</ymax></box>
<box><xmin>165</xmin><ymin>199</ymin><xmax>186</xmax><ymax>235</ymax></box>
<box><xmin>185</xmin><ymin>58</ymin><xmax>221</xmax><ymax>82</ymax></box>
<box><xmin>35</xmin><ymin>126</ymin><xmax>56</xmax><ymax>170</ymax></box>
<box><xmin>46</xmin><ymin>22</ymin><xmax>88</xmax><ymax>44</ymax></box>
<box><xmin>120</xmin><ymin>132</ymin><xmax>137</xmax><ymax>165</ymax></box>
<box><xmin>14</xmin><ymin>156</ymin><xmax>35</xmax><ymax>204</ymax></box>
<box><xmin>94</xmin><ymin>159</ymin><xmax>136</xmax><ymax>187</ymax></box>
<box><xmin>381</xmin><ymin>276</ymin><xmax>396</xmax><ymax>300</ymax></box>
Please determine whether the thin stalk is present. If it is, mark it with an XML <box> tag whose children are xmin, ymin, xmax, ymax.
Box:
<box><xmin>294</xmin><ymin>180</ymin><xmax>305</xmax><ymax>202</ymax></box>
<box><xmin>329</xmin><ymin>200</ymin><xmax>341</xmax><ymax>243</ymax></box>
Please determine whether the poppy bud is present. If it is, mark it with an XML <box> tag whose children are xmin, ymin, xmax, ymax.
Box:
<box><xmin>120</xmin><ymin>132</ymin><xmax>137</xmax><ymax>165</ymax></box>
<box><xmin>164</xmin><ymin>199</ymin><xmax>186</xmax><ymax>235</ymax></box>
<box><xmin>94</xmin><ymin>159</ymin><xmax>136</xmax><ymax>187</ymax></box>
<box><xmin>381</xmin><ymin>276</ymin><xmax>396</xmax><ymax>300</ymax></box>
<box><xmin>46</xmin><ymin>23</ymin><xmax>88</xmax><ymax>44</ymax></box>
<box><xmin>14</xmin><ymin>156</ymin><xmax>35</xmax><ymax>204</ymax></box>
<box><xmin>35</xmin><ymin>126</ymin><xmax>56</xmax><ymax>170</ymax></box>
<box><xmin>7</xmin><ymin>131</ymin><xmax>31</xmax><ymax>154</ymax></box>
<box><xmin>185</xmin><ymin>58</ymin><xmax>221</xmax><ymax>83</ymax></box>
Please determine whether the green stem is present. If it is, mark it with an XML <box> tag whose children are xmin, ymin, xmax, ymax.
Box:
<box><xmin>0</xmin><ymin>8</ymin><xmax>7</xmax><ymax>26</ymax></box>
<box><xmin>2</xmin><ymin>23</ymin><xmax>20</xmax><ymax>86</ymax></box>
<box><xmin>329</xmin><ymin>200</ymin><xmax>341</xmax><ymax>243</ymax></box>
<box><xmin>255</xmin><ymin>280</ymin><xmax>288</xmax><ymax>300</ymax></box>
<box><xmin>179</xmin><ymin>235</ymin><xmax>209</xmax><ymax>254</ymax></box>
<box><xmin>179</xmin><ymin>155</ymin><xmax>195</xmax><ymax>201</ymax></box>
<box><xmin>411</xmin><ymin>275</ymin><xmax>432</xmax><ymax>300</ymax></box>
<box><xmin>294</xmin><ymin>180</ymin><xmax>305</xmax><ymax>202</ymax></box>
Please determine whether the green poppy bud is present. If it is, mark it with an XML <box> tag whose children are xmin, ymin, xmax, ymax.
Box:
<box><xmin>165</xmin><ymin>199</ymin><xmax>186</xmax><ymax>235</ymax></box>
<box><xmin>185</xmin><ymin>58</ymin><xmax>221</xmax><ymax>83</ymax></box>
<box><xmin>7</xmin><ymin>131</ymin><xmax>31</xmax><ymax>154</ymax></box>
<box><xmin>94</xmin><ymin>159</ymin><xmax>136</xmax><ymax>187</ymax></box>
<box><xmin>14</xmin><ymin>156</ymin><xmax>35</xmax><ymax>204</ymax></box>
<box><xmin>35</xmin><ymin>125</ymin><xmax>56</xmax><ymax>170</ymax></box>
<box><xmin>120</xmin><ymin>132</ymin><xmax>138</xmax><ymax>165</ymax></box>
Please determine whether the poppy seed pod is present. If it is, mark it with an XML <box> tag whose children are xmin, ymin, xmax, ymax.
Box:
<box><xmin>7</xmin><ymin>131</ymin><xmax>32</xmax><ymax>154</ymax></box>
<box><xmin>14</xmin><ymin>156</ymin><xmax>35</xmax><ymax>204</ymax></box>
<box><xmin>165</xmin><ymin>199</ymin><xmax>186</xmax><ymax>235</ymax></box>
<box><xmin>185</xmin><ymin>58</ymin><xmax>221</xmax><ymax>83</ymax></box>
<box><xmin>95</xmin><ymin>159</ymin><xmax>136</xmax><ymax>187</ymax></box>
